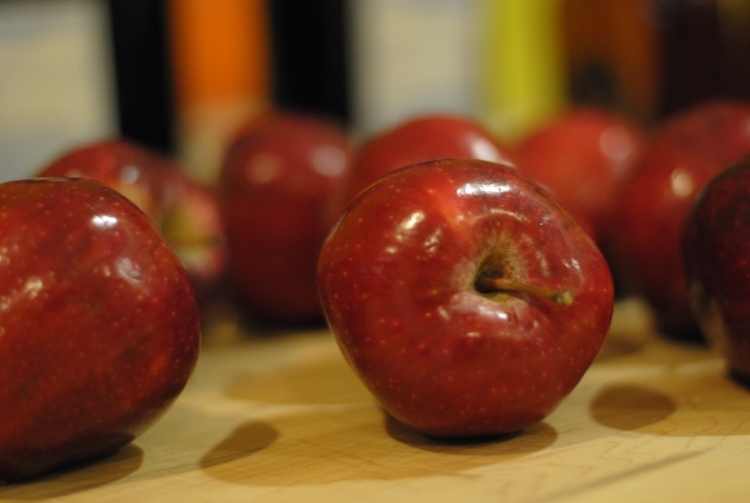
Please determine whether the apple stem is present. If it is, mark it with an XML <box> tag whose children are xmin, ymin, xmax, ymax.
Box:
<box><xmin>475</xmin><ymin>276</ymin><xmax>574</xmax><ymax>306</ymax></box>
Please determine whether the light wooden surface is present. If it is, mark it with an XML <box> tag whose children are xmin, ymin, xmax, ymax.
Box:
<box><xmin>2</xmin><ymin>298</ymin><xmax>750</xmax><ymax>502</ymax></box>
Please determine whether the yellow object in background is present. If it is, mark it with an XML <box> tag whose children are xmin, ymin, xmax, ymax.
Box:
<box><xmin>477</xmin><ymin>0</ymin><xmax>567</xmax><ymax>144</ymax></box>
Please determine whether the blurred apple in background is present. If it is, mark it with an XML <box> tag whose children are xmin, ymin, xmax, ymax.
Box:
<box><xmin>513</xmin><ymin>107</ymin><xmax>646</xmax><ymax>247</ymax></box>
<box><xmin>159</xmin><ymin>168</ymin><xmax>230</xmax><ymax>304</ymax></box>
<box><xmin>611</xmin><ymin>101</ymin><xmax>750</xmax><ymax>340</ymax></box>
<box><xmin>0</xmin><ymin>178</ymin><xmax>200</xmax><ymax>482</ymax></box>
<box><xmin>324</xmin><ymin>113</ymin><xmax>516</xmax><ymax>229</ymax></box>
<box><xmin>219</xmin><ymin>111</ymin><xmax>354</xmax><ymax>327</ymax></box>
<box><xmin>683</xmin><ymin>156</ymin><xmax>750</xmax><ymax>383</ymax></box>
<box><xmin>36</xmin><ymin>139</ymin><xmax>229</xmax><ymax>308</ymax></box>
<box><xmin>38</xmin><ymin>139</ymin><xmax>169</xmax><ymax>221</ymax></box>
<box><xmin>318</xmin><ymin>159</ymin><xmax>614</xmax><ymax>437</ymax></box>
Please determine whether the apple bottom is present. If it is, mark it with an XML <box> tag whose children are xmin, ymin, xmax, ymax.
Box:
<box><xmin>723</xmin><ymin>306</ymin><xmax>750</xmax><ymax>383</ymax></box>
<box><xmin>336</xmin><ymin>290</ymin><xmax>602</xmax><ymax>437</ymax></box>
<box><xmin>345</xmin><ymin>332</ymin><xmax>587</xmax><ymax>436</ymax></box>
<box><xmin>220</xmin><ymin>193</ymin><xmax>331</xmax><ymax>327</ymax></box>
<box><xmin>0</xmin><ymin>432</ymin><xmax>133</xmax><ymax>484</ymax></box>
<box><xmin>688</xmin><ymin>284</ymin><xmax>750</xmax><ymax>384</ymax></box>
<box><xmin>228</xmin><ymin>243</ymin><xmax>324</xmax><ymax>326</ymax></box>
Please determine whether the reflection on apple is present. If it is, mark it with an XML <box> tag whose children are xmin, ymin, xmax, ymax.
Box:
<box><xmin>318</xmin><ymin>159</ymin><xmax>614</xmax><ymax>437</ymax></box>
<box><xmin>36</xmin><ymin>139</ymin><xmax>229</xmax><ymax>307</ymax></box>
<box><xmin>219</xmin><ymin>111</ymin><xmax>354</xmax><ymax>326</ymax></box>
<box><xmin>514</xmin><ymin>107</ymin><xmax>646</xmax><ymax>246</ymax></box>
<box><xmin>325</xmin><ymin>113</ymin><xmax>516</xmax><ymax>230</ymax></box>
<box><xmin>0</xmin><ymin>178</ymin><xmax>200</xmax><ymax>482</ymax></box>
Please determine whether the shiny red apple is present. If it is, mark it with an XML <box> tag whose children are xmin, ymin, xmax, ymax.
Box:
<box><xmin>325</xmin><ymin>113</ymin><xmax>515</xmax><ymax>229</ymax></box>
<box><xmin>0</xmin><ymin>178</ymin><xmax>200</xmax><ymax>483</ymax></box>
<box><xmin>317</xmin><ymin>159</ymin><xmax>614</xmax><ymax>437</ymax></box>
<box><xmin>514</xmin><ymin>107</ymin><xmax>646</xmax><ymax>245</ymax></box>
<box><xmin>612</xmin><ymin>100</ymin><xmax>750</xmax><ymax>339</ymax></box>
<box><xmin>683</xmin><ymin>156</ymin><xmax>750</xmax><ymax>383</ymax></box>
<box><xmin>219</xmin><ymin>111</ymin><xmax>354</xmax><ymax>326</ymax></box>
<box><xmin>36</xmin><ymin>139</ymin><xmax>229</xmax><ymax>306</ymax></box>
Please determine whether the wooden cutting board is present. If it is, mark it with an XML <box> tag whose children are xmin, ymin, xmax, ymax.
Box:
<box><xmin>2</xmin><ymin>298</ymin><xmax>749</xmax><ymax>502</ymax></box>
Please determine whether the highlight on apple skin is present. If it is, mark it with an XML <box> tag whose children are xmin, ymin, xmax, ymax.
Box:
<box><xmin>218</xmin><ymin>111</ymin><xmax>354</xmax><ymax>327</ymax></box>
<box><xmin>36</xmin><ymin>138</ymin><xmax>229</xmax><ymax>309</ymax></box>
<box><xmin>0</xmin><ymin>178</ymin><xmax>201</xmax><ymax>483</ymax></box>
<box><xmin>329</xmin><ymin>113</ymin><xmax>516</xmax><ymax>219</ymax></box>
<box><xmin>317</xmin><ymin>158</ymin><xmax>614</xmax><ymax>438</ymax></box>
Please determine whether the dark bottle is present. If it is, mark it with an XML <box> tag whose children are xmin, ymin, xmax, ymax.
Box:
<box><xmin>560</xmin><ymin>0</ymin><xmax>660</xmax><ymax>124</ymax></box>
<box><xmin>106</xmin><ymin>0</ymin><xmax>176</xmax><ymax>154</ymax></box>
<box><xmin>267</xmin><ymin>0</ymin><xmax>350</xmax><ymax>126</ymax></box>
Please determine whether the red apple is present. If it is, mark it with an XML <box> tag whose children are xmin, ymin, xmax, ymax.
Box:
<box><xmin>36</xmin><ymin>139</ymin><xmax>229</xmax><ymax>306</ymax></box>
<box><xmin>219</xmin><ymin>111</ymin><xmax>354</xmax><ymax>326</ymax></box>
<box><xmin>612</xmin><ymin>100</ymin><xmax>750</xmax><ymax>339</ymax></box>
<box><xmin>325</xmin><ymin>113</ymin><xmax>516</xmax><ymax>229</ymax></box>
<box><xmin>317</xmin><ymin>159</ymin><xmax>614</xmax><ymax>437</ymax></box>
<box><xmin>683</xmin><ymin>156</ymin><xmax>750</xmax><ymax>383</ymax></box>
<box><xmin>38</xmin><ymin>139</ymin><xmax>169</xmax><ymax>221</ymax></box>
<box><xmin>0</xmin><ymin>178</ymin><xmax>200</xmax><ymax>482</ymax></box>
<box><xmin>513</xmin><ymin>107</ymin><xmax>646</xmax><ymax>245</ymax></box>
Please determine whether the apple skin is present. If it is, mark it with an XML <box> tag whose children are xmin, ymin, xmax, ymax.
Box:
<box><xmin>219</xmin><ymin>111</ymin><xmax>354</xmax><ymax>326</ymax></box>
<box><xmin>513</xmin><ymin>107</ymin><xmax>646</xmax><ymax>245</ymax></box>
<box><xmin>317</xmin><ymin>159</ymin><xmax>614</xmax><ymax>437</ymax></box>
<box><xmin>38</xmin><ymin>139</ymin><xmax>169</xmax><ymax>222</ymax></box>
<box><xmin>683</xmin><ymin>157</ymin><xmax>750</xmax><ymax>382</ymax></box>
<box><xmin>611</xmin><ymin>101</ymin><xmax>750</xmax><ymax>339</ymax></box>
<box><xmin>0</xmin><ymin>178</ymin><xmax>200</xmax><ymax>483</ymax></box>
<box><xmin>36</xmin><ymin>139</ymin><xmax>229</xmax><ymax>306</ymax></box>
<box><xmin>324</xmin><ymin>114</ymin><xmax>516</xmax><ymax>230</ymax></box>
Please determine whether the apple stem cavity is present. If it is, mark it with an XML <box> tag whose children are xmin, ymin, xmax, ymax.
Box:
<box><xmin>475</xmin><ymin>275</ymin><xmax>574</xmax><ymax>306</ymax></box>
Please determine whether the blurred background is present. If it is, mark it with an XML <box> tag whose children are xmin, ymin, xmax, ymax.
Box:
<box><xmin>1</xmin><ymin>0</ymin><xmax>749</xmax><ymax>184</ymax></box>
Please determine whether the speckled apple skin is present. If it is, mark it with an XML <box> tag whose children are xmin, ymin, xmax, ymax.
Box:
<box><xmin>318</xmin><ymin>159</ymin><xmax>614</xmax><ymax>438</ymax></box>
<box><xmin>0</xmin><ymin>178</ymin><xmax>200</xmax><ymax>482</ymax></box>
<box><xmin>683</xmin><ymin>158</ymin><xmax>750</xmax><ymax>382</ymax></box>
<box><xmin>37</xmin><ymin>139</ymin><xmax>229</xmax><ymax>306</ymax></box>
<box><xmin>38</xmin><ymin>139</ymin><xmax>171</xmax><ymax>223</ymax></box>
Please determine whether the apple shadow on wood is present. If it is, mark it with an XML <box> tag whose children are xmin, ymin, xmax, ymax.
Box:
<box><xmin>591</xmin><ymin>367</ymin><xmax>750</xmax><ymax>436</ymax></box>
<box><xmin>385</xmin><ymin>414</ymin><xmax>558</xmax><ymax>456</ymax></box>
<box><xmin>200</xmin><ymin>421</ymin><xmax>279</xmax><ymax>471</ymax></box>
<box><xmin>0</xmin><ymin>444</ymin><xmax>143</xmax><ymax>498</ymax></box>
<box><xmin>200</xmin><ymin>405</ymin><xmax>556</xmax><ymax>486</ymax></box>
<box><xmin>589</xmin><ymin>384</ymin><xmax>677</xmax><ymax>432</ymax></box>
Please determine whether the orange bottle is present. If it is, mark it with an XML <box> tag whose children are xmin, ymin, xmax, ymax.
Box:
<box><xmin>168</xmin><ymin>0</ymin><xmax>271</xmax><ymax>182</ymax></box>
